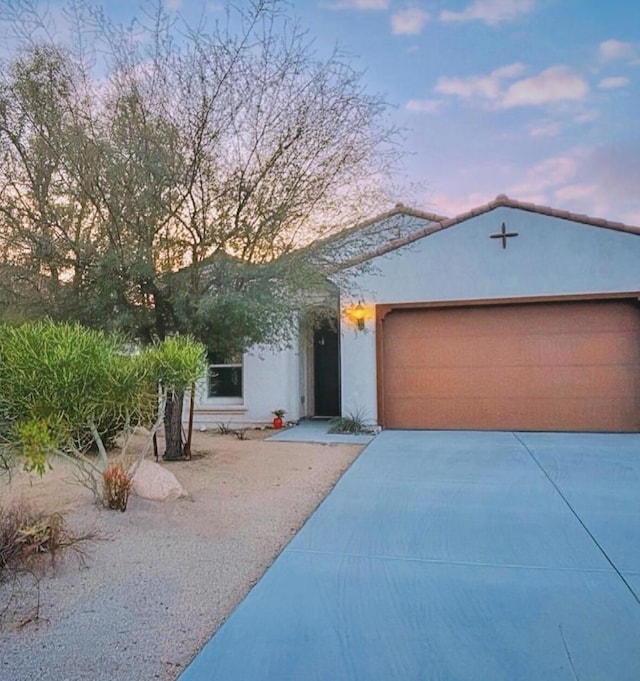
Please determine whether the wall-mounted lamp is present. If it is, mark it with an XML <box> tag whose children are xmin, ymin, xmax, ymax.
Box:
<box><xmin>346</xmin><ymin>303</ymin><xmax>366</xmax><ymax>330</ymax></box>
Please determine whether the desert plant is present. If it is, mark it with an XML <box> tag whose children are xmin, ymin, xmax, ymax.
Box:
<box><xmin>215</xmin><ymin>422</ymin><xmax>233</xmax><ymax>435</ymax></box>
<box><xmin>272</xmin><ymin>409</ymin><xmax>286</xmax><ymax>418</ymax></box>
<box><xmin>0</xmin><ymin>321</ymin><xmax>206</xmax><ymax>503</ymax></box>
<box><xmin>102</xmin><ymin>463</ymin><xmax>133</xmax><ymax>512</ymax></box>
<box><xmin>0</xmin><ymin>500</ymin><xmax>99</xmax><ymax>625</ymax></box>
<box><xmin>328</xmin><ymin>410</ymin><xmax>376</xmax><ymax>435</ymax></box>
<box><xmin>233</xmin><ymin>429</ymin><xmax>248</xmax><ymax>441</ymax></box>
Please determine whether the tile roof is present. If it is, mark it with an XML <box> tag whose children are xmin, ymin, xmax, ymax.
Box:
<box><xmin>340</xmin><ymin>194</ymin><xmax>640</xmax><ymax>270</ymax></box>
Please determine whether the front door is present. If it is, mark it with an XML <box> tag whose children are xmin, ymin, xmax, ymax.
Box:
<box><xmin>313</xmin><ymin>319</ymin><xmax>341</xmax><ymax>417</ymax></box>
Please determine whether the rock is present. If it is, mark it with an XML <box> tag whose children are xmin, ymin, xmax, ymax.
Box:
<box><xmin>130</xmin><ymin>460</ymin><xmax>188</xmax><ymax>501</ymax></box>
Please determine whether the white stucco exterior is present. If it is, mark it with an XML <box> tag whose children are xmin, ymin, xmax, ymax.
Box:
<box><xmin>190</xmin><ymin>343</ymin><xmax>303</xmax><ymax>429</ymax></box>
<box><xmin>190</xmin><ymin>200</ymin><xmax>640</xmax><ymax>429</ymax></box>
<box><xmin>339</xmin><ymin>205</ymin><xmax>640</xmax><ymax>424</ymax></box>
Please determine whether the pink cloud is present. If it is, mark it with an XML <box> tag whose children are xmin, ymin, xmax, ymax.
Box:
<box><xmin>435</xmin><ymin>63</ymin><xmax>525</xmax><ymax>101</ymax></box>
<box><xmin>440</xmin><ymin>0</ymin><xmax>534</xmax><ymax>26</ymax></box>
<box><xmin>598</xmin><ymin>39</ymin><xmax>636</xmax><ymax>62</ymax></box>
<box><xmin>598</xmin><ymin>76</ymin><xmax>630</xmax><ymax>90</ymax></box>
<box><xmin>529</xmin><ymin>121</ymin><xmax>563</xmax><ymax>137</ymax></box>
<box><xmin>405</xmin><ymin>99</ymin><xmax>442</xmax><ymax>113</ymax></box>
<box><xmin>325</xmin><ymin>0</ymin><xmax>389</xmax><ymax>9</ymax></box>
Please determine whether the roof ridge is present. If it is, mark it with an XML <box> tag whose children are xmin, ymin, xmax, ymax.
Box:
<box><xmin>338</xmin><ymin>194</ymin><xmax>640</xmax><ymax>271</ymax></box>
<box><xmin>313</xmin><ymin>203</ymin><xmax>447</xmax><ymax>250</ymax></box>
<box><xmin>456</xmin><ymin>194</ymin><xmax>640</xmax><ymax>234</ymax></box>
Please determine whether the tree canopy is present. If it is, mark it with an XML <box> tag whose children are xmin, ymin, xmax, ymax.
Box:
<box><xmin>0</xmin><ymin>0</ymin><xmax>402</xmax><ymax>457</ymax></box>
<box><xmin>0</xmin><ymin>0</ymin><xmax>400</xmax><ymax>347</ymax></box>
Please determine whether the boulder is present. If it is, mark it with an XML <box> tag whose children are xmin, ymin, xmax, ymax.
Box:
<box><xmin>130</xmin><ymin>460</ymin><xmax>188</xmax><ymax>501</ymax></box>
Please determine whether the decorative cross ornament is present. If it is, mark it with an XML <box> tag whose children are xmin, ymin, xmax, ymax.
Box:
<box><xmin>490</xmin><ymin>222</ymin><xmax>519</xmax><ymax>249</ymax></box>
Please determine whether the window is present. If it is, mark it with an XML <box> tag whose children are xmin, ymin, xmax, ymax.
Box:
<box><xmin>207</xmin><ymin>353</ymin><xmax>243</xmax><ymax>399</ymax></box>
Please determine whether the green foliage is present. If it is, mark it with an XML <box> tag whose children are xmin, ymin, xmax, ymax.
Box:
<box><xmin>328</xmin><ymin>410</ymin><xmax>375</xmax><ymax>435</ymax></box>
<box><xmin>144</xmin><ymin>336</ymin><xmax>206</xmax><ymax>394</ymax></box>
<box><xmin>0</xmin><ymin>320</ymin><xmax>205</xmax><ymax>481</ymax></box>
<box><xmin>0</xmin><ymin>321</ymin><xmax>154</xmax><ymax>459</ymax></box>
<box><xmin>15</xmin><ymin>417</ymin><xmax>61</xmax><ymax>476</ymax></box>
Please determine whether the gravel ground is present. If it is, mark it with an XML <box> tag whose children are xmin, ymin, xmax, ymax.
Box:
<box><xmin>0</xmin><ymin>432</ymin><xmax>362</xmax><ymax>681</ymax></box>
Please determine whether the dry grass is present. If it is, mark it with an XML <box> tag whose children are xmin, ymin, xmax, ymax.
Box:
<box><xmin>0</xmin><ymin>500</ymin><xmax>100</xmax><ymax>626</ymax></box>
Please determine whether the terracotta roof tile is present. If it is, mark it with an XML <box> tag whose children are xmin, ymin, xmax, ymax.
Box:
<box><xmin>340</xmin><ymin>195</ymin><xmax>640</xmax><ymax>270</ymax></box>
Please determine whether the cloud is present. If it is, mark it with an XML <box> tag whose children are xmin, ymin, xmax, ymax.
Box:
<box><xmin>583</xmin><ymin>142</ymin><xmax>640</xmax><ymax>204</ymax></box>
<box><xmin>553</xmin><ymin>183</ymin><xmax>598</xmax><ymax>202</ymax></box>
<box><xmin>508</xmin><ymin>155</ymin><xmax>579</xmax><ymax>198</ymax></box>
<box><xmin>501</xmin><ymin>66</ymin><xmax>589</xmax><ymax>108</ymax></box>
<box><xmin>405</xmin><ymin>98</ymin><xmax>442</xmax><ymax>113</ymax></box>
<box><xmin>529</xmin><ymin>121</ymin><xmax>563</xmax><ymax>137</ymax></box>
<box><xmin>440</xmin><ymin>0</ymin><xmax>534</xmax><ymax>25</ymax></box>
<box><xmin>324</xmin><ymin>0</ymin><xmax>389</xmax><ymax>9</ymax></box>
<box><xmin>428</xmin><ymin>191</ymin><xmax>493</xmax><ymax>219</ymax></box>
<box><xmin>598</xmin><ymin>76</ymin><xmax>630</xmax><ymax>90</ymax></box>
<box><xmin>435</xmin><ymin>63</ymin><xmax>525</xmax><ymax>101</ymax></box>
<box><xmin>526</xmin><ymin>156</ymin><xmax>578</xmax><ymax>189</ymax></box>
<box><xmin>598</xmin><ymin>39</ymin><xmax>636</xmax><ymax>62</ymax></box>
<box><xmin>391</xmin><ymin>8</ymin><xmax>430</xmax><ymax>35</ymax></box>
<box><xmin>504</xmin><ymin>143</ymin><xmax>640</xmax><ymax>223</ymax></box>
<box><xmin>436</xmin><ymin>64</ymin><xmax>588</xmax><ymax>109</ymax></box>
<box><xmin>575</xmin><ymin>111</ymin><xmax>598</xmax><ymax>124</ymax></box>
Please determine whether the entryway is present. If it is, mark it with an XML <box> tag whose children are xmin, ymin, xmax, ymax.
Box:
<box><xmin>312</xmin><ymin>318</ymin><xmax>341</xmax><ymax>417</ymax></box>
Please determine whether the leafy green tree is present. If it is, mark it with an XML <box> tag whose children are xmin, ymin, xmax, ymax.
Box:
<box><xmin>0</xmin><ymin>0</ymin><xmax>401</xmax><ymax>458</ymax></box>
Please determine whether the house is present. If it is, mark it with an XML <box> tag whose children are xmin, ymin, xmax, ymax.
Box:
<box><xmin>189</xmin><ymin>195</ymin><xmax>640</xmax><ymax>433</ymax></box>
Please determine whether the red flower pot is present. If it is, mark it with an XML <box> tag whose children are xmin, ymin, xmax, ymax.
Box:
<box><xmin>273</xmin><ymin>416</ymin><xmax>283</xmax><ymax>429</ymax></box>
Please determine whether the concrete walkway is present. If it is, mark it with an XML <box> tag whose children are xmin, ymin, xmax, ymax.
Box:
<box><xmin>178</xmin><ymin>430</ymin><xmax>640</xmax><ymax>681</ymax></box>
<box><xmin>267</xmin><ymin>418</ymin><xmax>376</xmax><ymax>445</ymax></box>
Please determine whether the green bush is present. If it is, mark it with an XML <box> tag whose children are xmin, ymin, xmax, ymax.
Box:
<box><xmin>0</xmin><ymin>321</ymin><xmax>206</xmax><ymax>506</ymax></box>
<box><xmin>328</xmin><ymin>410</ymin><xmax>376</xmax><ymax>435</ymax></box>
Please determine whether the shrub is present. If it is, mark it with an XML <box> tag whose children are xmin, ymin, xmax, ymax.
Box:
<box><xmin>215</xmin><ymin>422</ymin><xmax>233</xmax><ymax>435</ymax></box>
<box><xmin>102</xmin><ymin>463</ymin><xmax>133</xmax><ymax>512</ymax></box>
<box><xmin>0</xmin><ymin>500</ymin><xmax>98</xmax><ymax>625</ymax></box>
<box><xmin>0</xmin><ymin>321</ymin><xmax>206</xmax><ymax>506</ymax></box>
<box><xmin>328</xmin><ymin>410</ymin><xmax>376</xmax><ymax>435</ymax></box>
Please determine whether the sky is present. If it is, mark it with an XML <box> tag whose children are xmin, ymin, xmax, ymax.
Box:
<box><xmin>4</xmin><ymin>0</ymin><xmax>639</xmax><ymax>225</ymax></box>
<box><xmin>289</xmin><ymin>0</ymin><xmax>640</xmax><ymax>225</ymax></box>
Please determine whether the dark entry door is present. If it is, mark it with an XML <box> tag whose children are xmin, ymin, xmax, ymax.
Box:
<box><xmin>314</xmin><ymin>320</ymin><xmax>341</xmax><ymax>417</ymax></box>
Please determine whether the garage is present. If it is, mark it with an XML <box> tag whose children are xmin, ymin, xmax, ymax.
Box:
<box><xmin>379</xmin><ymin>299</ymin><xmax>640</xmax><ymax>432</ymax></box>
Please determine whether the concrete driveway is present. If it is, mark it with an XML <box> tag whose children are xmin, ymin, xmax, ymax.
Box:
<box><xmin>179</xmin><ymin>430</ymin><xmax>640</xmax><ymax>681</ymax></box>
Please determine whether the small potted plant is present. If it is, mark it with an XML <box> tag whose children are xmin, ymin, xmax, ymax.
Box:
<box><xmin>272</xmin><ymin>409</ymin><xmax>286</xmax><ymax>429</ymax></box>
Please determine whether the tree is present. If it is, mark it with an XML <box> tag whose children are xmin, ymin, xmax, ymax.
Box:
<box><xmin>0</xmin><ymin>320</ymin><xmax>205</xmax><ymax>500</ymax></box>
<box><xmin>0</xmin><ymin>0</ymin><xmax>401</xmax><ymax>457</ymax></box>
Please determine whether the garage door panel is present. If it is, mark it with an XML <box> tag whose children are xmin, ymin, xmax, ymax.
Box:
<box><xmin>386</xmin><ymin>396</ymin><xmax>638</xmax><ymax>432</ymax></box>
<box><xmin>393</xmin><ymin>331</ymin><xmax>638</xmax><ymax>369</ymax></box>
<box><xmin>385</xmin><ymin>366</ymin><xmax>640</xmax><ymax>401</ymax></box>
<box><xmin>381</xmin><ymin>301</ymin><xmax>640</xmax><ymax>432</ymax></box>
<box><xmin>393</xmin><ymin>304</ymin><xmax>638</xmax><ymax>338</ymax></box>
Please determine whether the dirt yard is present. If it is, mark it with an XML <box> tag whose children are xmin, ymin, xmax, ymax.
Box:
<box><xmin>0</xmin><ymin>429</ymin><xmax>363</xmax><ymax>681</ymax></box>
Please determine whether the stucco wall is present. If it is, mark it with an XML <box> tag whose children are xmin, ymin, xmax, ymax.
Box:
<box><xmin>190</xmin><ymin>343</ymin><xmax>302</xmax><ymax>429</ymax></box>
<box><xmin>339</xmin><ymin>207</ymin><xmax>640</xmax><ymax>424</ymax></box>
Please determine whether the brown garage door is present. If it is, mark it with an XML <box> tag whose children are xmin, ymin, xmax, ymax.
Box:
<box><xmin>380</xmin><ymin>300</ymin><xmax>640</xmax><ymax>432</ymax></box>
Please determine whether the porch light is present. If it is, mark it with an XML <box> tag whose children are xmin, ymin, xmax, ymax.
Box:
<box><xmin>348</xmin><ymin>303</ymin><xmax>366</xmax><ymax>330</ymax></box>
